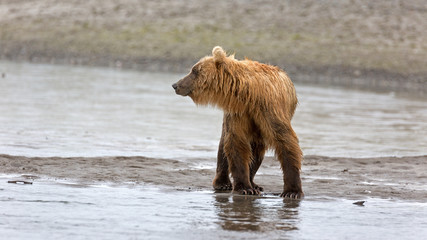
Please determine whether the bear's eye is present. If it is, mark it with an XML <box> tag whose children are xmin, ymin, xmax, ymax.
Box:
<box><xmin>191</xmin><ymin>68</ymin><xmax>199</xmax><ymax>76</ymax></box>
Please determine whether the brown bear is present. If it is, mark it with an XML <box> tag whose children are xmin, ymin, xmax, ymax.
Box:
<box><xmin>172</xmin><ymin>46</ymin><xmax>303</xmax><ymax>199</ymax></box>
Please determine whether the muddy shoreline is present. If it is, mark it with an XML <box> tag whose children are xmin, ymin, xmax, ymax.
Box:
<box><xmin>2</xmin><ymin>154</ymin><xmax>426</xmax><ymax>201</ymax></box>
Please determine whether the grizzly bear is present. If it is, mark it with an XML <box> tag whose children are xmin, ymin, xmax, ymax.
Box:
<box><xmin>172</xmin><ymin>46</ymin><xmax>303</xmax><ymax>199</ymax></box>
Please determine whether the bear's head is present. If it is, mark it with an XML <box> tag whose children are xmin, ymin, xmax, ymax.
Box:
<box><xmin>172</xmin><ymin>46</ymin><xmax>232</xmax><ymax>105</ymax></box>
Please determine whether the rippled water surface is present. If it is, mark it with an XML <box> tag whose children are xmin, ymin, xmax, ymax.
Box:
<box><xmin>1</xmin><ymin>61</ymin><xmax>426</xmax><ymax>239</ymax></box>
<box><xmin>0</xmin><ymin>61</ymin><xmax>426</xmax><ymax>158</ymax></box>
<box><xmin>2</xmin><ymin>177</ymin><xmax>427</xmax><ymax>240</ymax></box>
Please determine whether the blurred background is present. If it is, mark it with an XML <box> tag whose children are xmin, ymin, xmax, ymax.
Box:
<box><xmin>1</xmin><ymin>2</ymin><xmax>427</xmax><ymax>238</ymax></box>
<box><xmin>1</xmin><ymin>0</ymin><xmax>426</xmax><ymax>96</ymax></box>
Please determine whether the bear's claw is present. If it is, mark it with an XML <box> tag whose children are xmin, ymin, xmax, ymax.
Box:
<box><xmin>280</xmin><ymin>191</ymin><xmax>304</xmax><ymax>199</ymax></box>
<box><xmin>252</xmin><ymin>183</ymin><xmax>264</xmax><ymax>192</ymax></box>
<box><xmin>214</xmin><ymin>183</ymin><xmax>232</xmax><ymax>191</ymax></box>
<box><xmin>239</xmin><ymin>188</ymin><xmax>261</xmax><ymax>195</ymax></box>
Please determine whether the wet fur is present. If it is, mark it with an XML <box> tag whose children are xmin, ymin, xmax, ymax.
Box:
<box><xmin>173</xmin><ymin>46</ymin><xmax>303</xmax><ymax>198</ymax></box>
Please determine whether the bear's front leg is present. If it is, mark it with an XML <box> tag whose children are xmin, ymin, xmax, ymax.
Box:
<box><xmin>224</xmin><ymin>134</ymin><xmax>260</xmax><ymax>195</ymax></box>
<box><xmin>213</xmin><ymin>130</ymin><xmax>232</xmax><ymax>191</ymax></box>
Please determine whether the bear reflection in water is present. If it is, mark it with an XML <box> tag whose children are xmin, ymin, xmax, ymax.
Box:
<box><xmin>213</xmin><ymin>193</ymin><xmax>300</xmax><ymax>232</ymax></box>
<box><xmin>173</xmin><ymin>46</ymin><xmax>303</xmax><ymax>199</ymax></box>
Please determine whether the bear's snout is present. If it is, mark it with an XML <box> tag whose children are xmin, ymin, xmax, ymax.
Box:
<box><xmin>172</xmin><ymin>83</ymin><xmax>178</xmax><ymax>90</ymax></box>
<box><xmin>172</xmin><ymin>79</ymin><xmax>192</xmax><ymax>96</ymax></box>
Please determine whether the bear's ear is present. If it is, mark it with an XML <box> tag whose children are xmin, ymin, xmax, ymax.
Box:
<box><xmin>212</xmin><ymin>46</ymin><xmax>226</xmax><ymax>63</ymax></box>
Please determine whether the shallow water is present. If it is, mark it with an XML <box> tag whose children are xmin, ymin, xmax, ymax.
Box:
<box><xmin>1</xmin><ymin>176</ymin><xmax>426</xmax><ymax>240</ymax></box>
<box><xmin>0</xmin><ymin>61</ymin><xmax>426</xmax><ymax>158</ymax></box>
<box><xmin>1</xmin><ymin>61</ymin><xmax>426</xmax><ymax>239</ymax></box>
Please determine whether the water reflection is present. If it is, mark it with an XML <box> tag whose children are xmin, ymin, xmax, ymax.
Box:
<box><xmin>213</xmin><ymin>193</ymin><xmax>300</xmax><ymax>232</ymax></box>
<box><xmin>3</xmin><ymin>177</ymin><xmax>427</xmax><ymax>239</ymax></box>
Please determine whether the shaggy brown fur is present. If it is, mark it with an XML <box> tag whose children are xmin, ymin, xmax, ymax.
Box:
<box><xmin>173</xmin><ymin>46</ymin><xmax>303</xmax><ymax>199</ymax></box>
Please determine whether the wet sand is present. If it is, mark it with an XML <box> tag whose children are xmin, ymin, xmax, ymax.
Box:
<box><xmin>2</xmin><ymin>154</ymin><xmax>426</xmax><ymax>201</ymax></box>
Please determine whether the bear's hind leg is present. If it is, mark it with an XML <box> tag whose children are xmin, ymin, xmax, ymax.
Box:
<box><xmin>250</xmin><ymin>141</ymin><xmax>266</xmax><ymax>192</ymax></box>
<box><xmin>274</xmin><ymin>126</ymin><xmax>304</xmax><ymax>199</ymax></box>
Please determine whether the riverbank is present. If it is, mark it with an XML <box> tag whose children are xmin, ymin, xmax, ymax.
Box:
<box><xmin>2</xmin><ymin>154</ymin><xmax>426</xmax><ymax>201</ymax></box>
<box><xmin>1</xmin><ymin>60</ymin><xmax>426</xmax><ymax>202</ymax></box>
<box><xmin>1</xmin><ymin>0</ymin><xmax>426</xmax><ymax>96</ymax></box>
